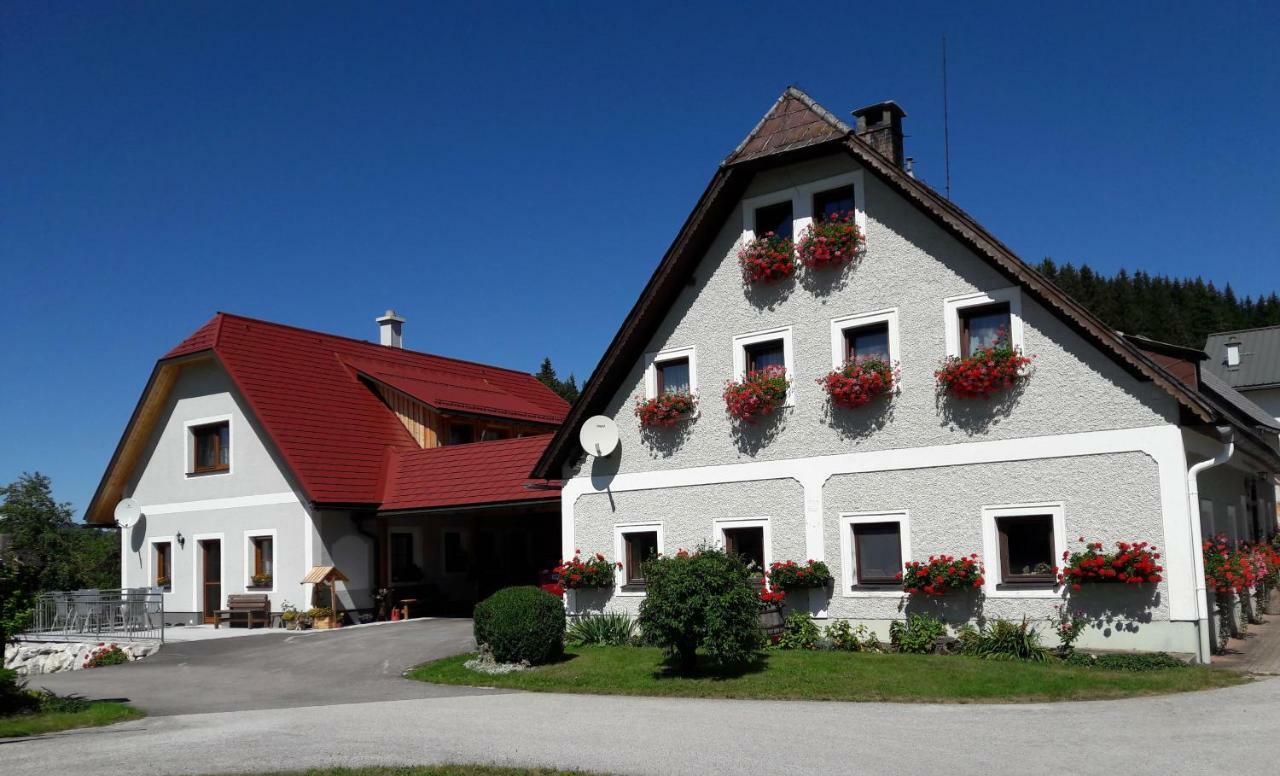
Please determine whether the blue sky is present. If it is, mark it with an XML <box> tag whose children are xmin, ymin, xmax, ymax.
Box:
<box><xmin>3</xmin><ymin>1</ymin><xmax>1278</xmax><ymax>516</ymax></box>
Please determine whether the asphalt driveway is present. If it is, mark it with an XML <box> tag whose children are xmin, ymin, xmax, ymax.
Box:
<box><xmin>26</xmin><ymin>618</ymin><xmax>501</xmax><ymax>716</ymax></box>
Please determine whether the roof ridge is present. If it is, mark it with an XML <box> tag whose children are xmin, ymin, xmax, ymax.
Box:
<box><xmin>1207</xmin><ymin>323</ymin><xmax>1280</xmax><ymax>338</ymax></box>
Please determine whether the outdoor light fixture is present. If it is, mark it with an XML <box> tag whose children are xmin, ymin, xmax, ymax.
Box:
<box><xmin>176</xmin><ymin>531</ymin><xmax>185</xmax><ymax>549</ymax></box>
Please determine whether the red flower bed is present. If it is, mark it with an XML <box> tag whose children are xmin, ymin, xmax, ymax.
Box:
<box><xmin>738</xmin><ymin>233</ymin><xmax>796</xmax><ymax>283</ymax></box>
<box><xmin>723</xmin><ymin>365</ymin><xmax>789</xmax><ymax>422</ymax></box>
<box><xmin>1203</xmin><ymin>534</ymin><xmax>1255</xmax><ymax>594</ymax></box>
<box><xmin>900</xmin><ymin>554</ymin><xmax>985</xmax><ymax>595</ymax></box>
<box><xmin>767</xmin><ymin>559</ymin><xmax>833</xmax><ymax>592</ymax></box>
<box><xmin>554</xmin><ymin>551</ymin><xmax>620</xmax><ymax>590</ymax></box>
<box><xmin>796</xmin><ymin>210</ymin><xmax>863</xmax><ymax>269</ymax></box>
<box><xmin>1061</xmin><ymin>538</ymin><xmax>1163</xmax><ymax>591</ymax></box>
<box><xmin>635</xmin><ymin>391</ymin><xmax>697</xmax><ymax>427</ymax></box>
<box><xmin>818</xmin><ymin>356</ymin><xmax>895</xmax><ymax>409</ymax></box>
<box><xmin>936</xmin><ymin>340</ymin><xmax>1032</xmax><ymax>399</ymax></box>
<box><xmin>83</xmin><ymin>643</ymin><xmax>129</xmax><ymax>669</ymax></box>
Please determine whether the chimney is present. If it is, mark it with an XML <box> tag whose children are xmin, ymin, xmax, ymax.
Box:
<box><xmin>376</xmin><ymin>309</ymin><xmax>405</xmax><ymax>348</ymax></box>
<box><xmin>852</xmin><ymin>101</ymin><xmax>907</xmax><ymax>168</ymax></box>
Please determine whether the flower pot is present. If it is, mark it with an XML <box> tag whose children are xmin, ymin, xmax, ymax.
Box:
<box><xmin>1266</xmin><ymin>584</ymin><xmax>1280</xmax><ymax>616</ymax></box>
<box><xmin>759</xmin><ymin>603</ymin><xmax>785</xmax><ymax>641</ymax></box>
<box><xmin>311</xmin><ymin>615</ymin><xmax>337</xmax><ymax>630</ymax></box>
<box><xmin>1245</xmin><ymin>586</ymin><xmax>1266</xmax><ymax>625</ymax></box>
<box><xmin>1226</xmin><ymin>593</ymin><xmax>1245</xmax><ymax>639</ymax></box>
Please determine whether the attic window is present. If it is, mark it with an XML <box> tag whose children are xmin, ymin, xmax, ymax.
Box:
<box><xmin>1226</xmin><ymin>343</ymin><xmax>1241</xmax><ymax>368</ymax></box>
<box><xmin>447</xmin><ymin>423</ymin><xmax>475</xmax><ymax>446</ymax></box>
<box><xmin>813</xmin><ymin>185</ymin><xmax>855</xmax><ymax>222</ymax></box>
<box><xmin>191</xmin><ymin>421</ymin><xmax>230</xmax><ymax>474</ymax></box>
<box><xmin>754</xmin><ymin>201</ymin><xmax>793</xmax><ymax>240</ymax></box>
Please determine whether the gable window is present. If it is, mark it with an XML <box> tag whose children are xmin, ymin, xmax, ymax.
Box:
<box><xmin>480</xmin><ymin>427</ymin><xmax>510</xmax><ymax>442</ymax></box>
<box><xmin>945</xmin><ymin>289</ymin><xmax>1024</xmax><ymax>361</ymax></box>
<box><xmin>1226</xmin><ymin>343</ymin><xmax>1241</xmax><ymax>367</ymax></box>
<box><xmin>390</xmin><ymin>532</ymin><xmax>420</xmax><ymax>583</ymax></box>
<box><xmin>844</xmin><ymin>321</ymin><xmax>891</xmax><ymax>363</ymax></box>
<box><xmin>997</xmin><ymin>515</ymin><xmax>1056</xmax><ymax>585</ymax></box>
<box><xmin>191</xmin><ymin>421</ymin><xmax>229</xmax><ymax>474</ymax></box>
<box><xmin>722</xmin><ymin>526</ymin><xmax>766</xmax><ymax>572</ymax></box>
<box><xmin>852</xmin><ymin>522</ymin><xmax>903</xmax><ymax>586</ymax></box>
<box><xmin>657</xmin><ymin>357</ymin><xmax>691</xmax><ymax>395</ymax></box>
<box><xmin>645</xmin><ymin>346</ymin><xmax>698</xmax><ymax>402</ymax></box>
<box><xmin>831</xmin><ymin>309</ymin><xmax>899</xmax><ymax>370</ymax></box>
<box><xmin>733</xmin><ymin>327</ymin><xmax>795</xmax><ymax>405</ymax></box>
<box><xmin>153</xmin><ymin>541</ymin><xmax>172</xmax><ymax>589</ymax></box>
<box><xmin>813</xmin><ymin>185</ymin><xmax>855</xmax><ymax>222</ymax></box>
<box><xmin>249</xmin><ymin>535</ymin><xmax>273</xmax><ymax>587</ymax></box>
<box><xmin>960</xmin><ymin>302</ymin><xmax>1012</xmax><ymax>357</ymax></box>
<box><xmin>754</xmin><ymin>200</ymin><xmax>793</xmax><ymax>240</ymax></box>
<box><xmin>745</xmin><ymin>339</ymin><xmax>785</xmax><ymax>373</ymax></box>
<box><xmin>443</xmin><ymin>531</ymin><xmax>467</xmax><ymax>574</ymax></box>
<box><xmin>446</xmin><ymin>423</ymin><xmax>475</xmax><ymax>446</ymax></box>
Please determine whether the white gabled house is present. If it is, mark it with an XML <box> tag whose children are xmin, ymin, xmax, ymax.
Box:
<box><xmin>531</xmin><ymin>87</ymin><xmax>1280</xmax><ymax>663</ymax></box>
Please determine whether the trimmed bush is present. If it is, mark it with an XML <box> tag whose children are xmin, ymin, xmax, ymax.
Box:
<box><xmin>1</xmin><ymin>668</ymin><xmax>38</xmax><ymax>715</ymax></box>
<box><xmin>472</xmin><ymin>586</ymin><xmax>565</xmax><ymax>665</ymax></box>
<box><xmin>637</xmin><ymin>546</ymin><xmax>763</xmax><ymax>671</ymax></box>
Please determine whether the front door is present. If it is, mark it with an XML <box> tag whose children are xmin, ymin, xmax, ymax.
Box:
<box><xmin>200</xmin><ymin>539</ymin><xmax>222</xmax><ymax>623</ymax></box>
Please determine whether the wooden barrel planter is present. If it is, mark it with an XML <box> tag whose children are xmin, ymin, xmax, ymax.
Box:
<box><xmin>760</xmin><ymin>603</ymin><xmax>785</xmax><ymax>643</ymax></box>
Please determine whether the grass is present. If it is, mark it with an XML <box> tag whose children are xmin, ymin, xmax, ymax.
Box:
<box><xmin>0</xmin><ymin>701</ymin><xmax>143</xmax><ymax>738</ymax></box>
<box><xmin>220</xmin><ymin>768</ymin><xmax>599</xmax><ymax>776</ymax></box>
<box><xmin>409</xmin><ymin>645</ymin><xmax>1246</xmax><ymax>704</ymax></box>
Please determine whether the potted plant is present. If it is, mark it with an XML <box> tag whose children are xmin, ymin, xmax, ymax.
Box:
<box><xmin>250</xmin><ymin>573</ymin><xmax>272</xmax><ymax>588</ymax></box>
<box><xmin>900</xmin><ymin>554</ymin><xmax>985</xmax><ymax>595</ymax></box>
<box><xmin>818</xmin><ymin>356</ymin><xmax>896</xmax><ymax>409</ymax></box>
<box><xmin>280</xmin><ymin>602</ymin><xmax>300</xmax><ymax>630</ymax></box>
<box><xmin>766</xmin><ymin>559</ymin><xmax>833</xmax><ymax>593</ymax></box>
<box><xmin>555</xmin><ymin>551</ymin><xmax>619</xmax><ymax>590</ymax></box>
<box><xmin>738</xmin><ymin>231</ymin><xmax>795</xmax><ymax>284</ymax></box>
<box><xmin>935</xmin><ymin>335</ymin><xmax>1032</xmax><ymax>399</ymax></box>
<box><xmin>723</xmin><ymin>365</ymin><xmax>789</xmax><ymax>423</ymax></box>
<box><xmin>635</xmin><ymin>391</ymin><xmax>697</xmax><ymax>428</ymax></box>
<box><xmin>156</xmin><ymin>576</ymin><xmax>171</xmax><ymax>590</ymax></box>
<box><xmin>307</xmin><ymin>606</ymin><xmax>337</xmax><ymax>629</ymax></box>
<box><xmin>1061</xmin><ymin>538</ymin><xmax>1162</xmax><ymax>591</ymax></box>
<box><xmin>795</xmin><ymin>209</ymin><xmax>863</xmax><ymax>270</ymax></box>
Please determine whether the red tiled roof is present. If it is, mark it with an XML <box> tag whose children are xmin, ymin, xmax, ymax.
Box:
<box><xmin>381</xmin><ymin>435</ymin><xmax>561</xmax><ymax>512</ymax></box>
<box><xmin>161</xmin><ymin>312</ymin><xmax>568</xmax><ymax>508</ymax></box>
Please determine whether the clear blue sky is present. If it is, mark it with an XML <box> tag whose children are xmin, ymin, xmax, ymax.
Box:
<box><xmin>3</xmin><ymin>1</ymin><xmax>1278</xmax><ymax>517</ymax></box>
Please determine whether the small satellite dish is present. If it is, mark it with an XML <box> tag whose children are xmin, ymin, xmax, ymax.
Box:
<box><xmin>114</xmin><ymin>498</ymin><xmax>142</xmax><ymax>529</ymax></box>
<box><xmin>579</xmin><ymin>416</ymin><xmax>619</xmax><ymax>457</ymax></box>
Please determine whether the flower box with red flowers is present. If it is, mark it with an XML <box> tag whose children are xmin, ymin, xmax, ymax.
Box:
<box><xmin>635</xmin><ymin>391</ymin><xmax>697</xmax><ymax>428</ymax></box>
<box><xmin>738</xmin><ymin>233</ymin><xmax>796</xmax><ymax>284</ymax></box>
<box><xmin>935</xmin><ymin>340</ymin><xmax>1032</xmax><ymax>400</ymax></box>
<box><xmin>723</xmin><ymin>365</ymin><xmax>789</xmax><ymax>423</ymax></box>
<box><xmin>900</xmin><ymin>554</ymin><xmax>985</xmax><ymax>595</ymax></box>
<box><xmin>796</xmin><ymin>210</ymin><xmax>864</xmax><ymax>270</ymax></box>
<box><xmin>554</xmin><ymin>551</ymin><xmax>620</xmax><ymax>590</ymax></box>
<box><xmin>818</xmin><ymin>356</ymin><xmax>896</xmax><ymax>409</ymax></box>
<box><xmin>1061</xmin><ymin>538</ymin><xmax>1163</xmax><ymax>590</ymax></box>
<box><xmin>766</xmin><ymin>559</ymin><xmax>833</xmax><ymax>592</ymax></box>
<box><xmin>1203</xmin><ymin>534</ymin><xmax>1255</xmax><ymax>594</ymax></box>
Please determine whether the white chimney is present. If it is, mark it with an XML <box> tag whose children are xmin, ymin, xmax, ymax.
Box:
<box><xmin>376</xmin><ymin>309</ymin><xmax>405</xmax><ymax>348</ymax></box>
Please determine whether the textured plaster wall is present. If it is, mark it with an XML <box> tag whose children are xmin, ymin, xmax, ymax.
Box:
<box><xmin>572</xmin><ymin>154</ymin><xmax>1178</xmax><ymax>480</ymax></box>
<box><xmin>571</xmin><ymin>479</ymin><xmax>805</xmax><ymax>616</ymax></box>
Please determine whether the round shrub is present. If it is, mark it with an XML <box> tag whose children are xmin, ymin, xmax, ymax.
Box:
<box><xmin>472</xmin><ymin>586</ymin><xmax>565</xmax><ymax>665</ymax></box>
<box><xmin>637</xmin><ymin>546</ymin><xmax>763</xmax><ymax>671</ymax></box>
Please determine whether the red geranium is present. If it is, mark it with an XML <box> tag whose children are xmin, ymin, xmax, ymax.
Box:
<box><xmin>767</xmin><ymin>559</ymin><xmax>833</xmax><ymax>592</ymax></box>
<box><xmin>1203</xmin><ymin>534</ymin><xmax>1254</xmax><ymax>594</ymax></box>
<box><xmin>1061</xmin><ymin>538</ymin><xmax>1163</xmax><ymax>590</ymax></box>
<box><xmin>935</xmin><ymin>333</ymin><xmax>1032</xmax><ymax>399</ymax></box>
<box><xmin>738</xmin><ymin>232</ymin><xmax>796</xmax><ymax>283</ymax></box>
<box><xmin>901</xmin><ymin>554</ymin><xmax>985</xmax><ymax>595</ymax></box>
<box><xmin>553</xmin><ymin>552</ymin><xmax>619</xmax><ymax>590</ymax></box>
<box><xmin>818</xmin><ymin>356</ymin><xmax>896</xmax><ymax>409</ymax></box>
<box><xmin>723</xmin><ymin>365</ymin><xmax>789</xmax><ymax>422</ymax></box>
<box><xmin>795</xmin><ymin>209</ymin><xmax>863</xmax><ymax>269</ymax></box>
<box><xmin>635</xmin><ymin>391</ymin><xmax>697</xmax><ymax>428</ymax></box>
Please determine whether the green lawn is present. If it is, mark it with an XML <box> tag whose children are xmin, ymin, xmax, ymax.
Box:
<box><xmin>0</xmin><ymin>701</ymin><xmax>143</xmax><ymax>738</ymax></box>
<box><xmin>224</xmin><ymin>768</ymin><xmax>597</xmax><ymax>776</ymax></box>
<box><xmin>409</xmin><ymin>646</ymin><xmax>1245</xmax><ymax>703</ymax></box>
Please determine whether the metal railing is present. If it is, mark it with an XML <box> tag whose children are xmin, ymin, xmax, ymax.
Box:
<box><xmin>25</xmin><ymin>589</ymin><xmax>165</xmax><ymax>643</ymax></box>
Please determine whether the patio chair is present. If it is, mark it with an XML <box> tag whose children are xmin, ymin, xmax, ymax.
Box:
<box><xmin>71</xmin><ymin>589</ymin><xmax>101</xmax><ymax>634</ymax></box>
<box><xmin>50</xmin><ymin>592</ymin><xmax>75</xmax><ymax>633</ymax></box>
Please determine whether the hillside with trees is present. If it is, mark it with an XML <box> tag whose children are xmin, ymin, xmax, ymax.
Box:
<box><xmin>1035</xmin><ymin>259</ymin><xmax>1280</xmax><ymax>349</ymax></box>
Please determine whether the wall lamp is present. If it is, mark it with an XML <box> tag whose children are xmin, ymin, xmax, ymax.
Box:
<box><xmin>176</xmin><ymin>531</ymin><xmax>185</xmax><ymax>549</ymax></box>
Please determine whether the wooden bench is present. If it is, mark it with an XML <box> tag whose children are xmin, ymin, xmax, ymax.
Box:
<box><xmin>213</xmin><ymin>594</ymin><xmax>271</xmax><ymax>629</ymax></box>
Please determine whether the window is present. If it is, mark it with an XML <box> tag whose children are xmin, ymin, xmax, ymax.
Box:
<box><xmin>622</xmin><ymin>530</ymin><xmax>659</xmax><ymax>589</ymax></box>
<box><xmin>960</xmin><ymin>302</ymin><xmax>1012</xmax><ymax>357</ymax></box>
<box><xmin>250</xmin><ymin>535</ymin><xmax>273</xmax><ymax>586</ymax></box>
<box><xmin>480</xmin><ymin>427</ymin><xmax>510</xmax><ymax>442</ymax></box>
<box><xmin>447</xmin><ymin>423</ymin><xmax>475</xmax><ymax>446</ymax></box>
<box><xmin>390</xmin><ymin>532</ymin><xmax>420</xmax><ymax>583</ymax></box>
<box><xmin>997</xmin><ymin>515</ymin><xmax>1056</xmax><ymax>584</ymax></box>
<box><xmin>722</xmin><ymin>526</ymin><xmax>766</xmax><ymax>571</ymax></box>
<box><xmin>656</xmin><ymin>357</ymin><xmax>690</xmax><ymax>395</ymax></box>
<box><xmin>813</xmin><ymin>185</ymin><xmax>855</xmax><ymax>222</ymax></box>
<box><xmin>191</xmin><ymin>421</ymin><xmax>229</xmax><ymax>473</ymax></box>
<box><xmin>844</xmin><ymin>321</ymin><xmax>890</xmax><ymax>363</ymax></box>
<box><xmin>745</xmin><ymin>340</ymin><xmax>785</xmax><ymax>373</ymax></box>
<box><xmin>754</xmin><ymin>200</ymin><xmax>793</xmax><ymax>239</ymax></box>
<box><xmin>153</xmin><ymin>542</ymin><xmax>172</xmax><ymax>589</ymax></box>
<box><xmin>852</xmin><ymin>522</ymin><xmax>902</xmax><ymax>586</ymax></box>
<box><xmin>1226</xmin><ymin>343</ymin><xmax>1241</xmax><ymax>367</ymax></box>
<box><xmin>733</xmin><ymin>327</ymin><xmax>794</xmax><ymax>404</ymax></box>
<box><xmin>443</xmin><ymin>531</ymin><xmax>467</xmax><ymax>574</ymax></box>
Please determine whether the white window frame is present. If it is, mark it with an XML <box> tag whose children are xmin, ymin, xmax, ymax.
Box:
<box><xmin>643</xmin><ymin>345</ymin><xmax>698</xmax><ymax>402</ymax></box>
<box><xmin>732</xmin><ymin>326</ymin><xmax>796</xmax><ymax>406</ymax></box>
<box><xmin>243</xmin><ymin>529</ymin><xmax>278</xmax><ymax>593</ymax></box>
<box><xmin>147</xmin><ymin>536</ymin><xmax>175</xmax><ymax>592</ymax></box>
<box><xmin>183</xmin><ymin>414</ymin><xmax>233</xmax><ymax>478</ymax></box>
<box><xmin>190</xmin><ymin>531</ymin><xmax>226</xmax><ymax>613</ymax></box>
<box><xmin>944</xmin><ymin>287</ymin><xmax>1025</xmax><ymax>358</ymax></box>
<box><xmin>981</xmin><ymin>502</ymin><xmax>1065</xmax><ymax>598</ymax></box>
<box><xmin>712</xmin><ymin>517</ymin><xmax>772</xmax><ymax>572</ymax></box>
<box><xmin>439</xmin><ymin>528</ymin><xmax>466</xmax><ymax>576</ymax></box>
<box><xmin>829</xmin><ymin>307</ymin><xmax>900</xmax><ymax>369</ymax></box>
<box><xmin>1226</xmin><ymin>343</ymin><xmax>1241</xmax><ymax>367</ymax></box>
<box><xmin>742</xmin><ymin>170</ymin><xmax>867</xmax><ymax>245</ymax></box>
<box><xmin>838</xmin><ymin>511</ymin><xmax>910</xmax><ymax>598</ymax></box>
<box><xmin>613</xmin><ymin>522</ymin><xmax>664</xmax><ymax>597</ymax></box>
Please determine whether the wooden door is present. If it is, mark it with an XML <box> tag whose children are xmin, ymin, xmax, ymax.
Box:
<box><xmin>201</xmin><ymin>539</ymin><xmax>222</xmax><ymax>623</ymax></box>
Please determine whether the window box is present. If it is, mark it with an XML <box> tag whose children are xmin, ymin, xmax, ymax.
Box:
<box><xmin>555</xmin><ymin>551</ymin><xmax>620</xmax><ymax>589</ymax></box>
<box><xmin>635</xmin><ymin>391</ymin><xmax>697</xmax><ymax>428</ymax></box>
<box><xmin>796</xmin><ymin>207</ymin><xmax>863</xmax><ymax>270</ymax></box>
<box><xmin>1062</xmin><ymin>538</ymin><xmax>1163</xmax><ymax>590</ymax></box>
<box><xmin>819</xmin><ymin>356</ymin><xmax>896</xmax><ymax>409</ymax></box>
<box><xmin>766</xmin><ymin>559</ymin><xmax>833</xmax><ymax>593</ymax></box>
<box><xmin>936</xmin><ymin>343</ymin><xmax>1032</xmax><ymax>400</ymax></box>
<box><xmin>737</xmin><ymin>234</ymin><xmax>796</xmax><ymax>284</ymax></box>
<box><xmin>901</xmin><ymin>554</ymin><xmax>985</xmax><ymax>596</ymax></box>
<box><xmin>723</xmin><ymin>366</ymin><xmax>789</xmax><ymax>423</ymax></box>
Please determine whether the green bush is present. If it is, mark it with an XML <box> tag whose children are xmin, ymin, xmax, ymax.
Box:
<box><xmin>637</xmin><ymin>546</ymin><xmax>763</xmax><ymax>671</ymax></box>
<box><xmin>473</xmin><ymin>586</ymin><xmax>566</xmax><ymax>665</ymax></box>
<box><xmin>890</xmin><ymin>613</ymin><xmax>947</xmax><ymax>654</ymax></box>
<box><xmin>1</xmin><ymin>668</ymin><xmax>38</xmax><ymax>715</ymax></box>
<box><xmin>824</xmin><ymin>620</ymin><xmax>860</xmax><ymax>651</ymax></box>
<box><xmin>776</xmin><ymin>612</ymin><xmax>820</xmax><ymax>650</ymax></box>
<box><xmin>960</xmin><ymin>617</ymin><xmax>1049</xmax><ymax>662</ymax></box>
<box><xmin>1063</xmin><ymin>651</ymin><xmax>1187</xmax><ymax>671</ymax></box>
<box><xmin>566</xmin><ymin>612</ymin><xmax>635</xmax><ymax>646</ymax></box>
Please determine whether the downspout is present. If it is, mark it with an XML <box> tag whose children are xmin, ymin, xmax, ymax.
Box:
<box><xmin>1186</xmin><ymin>425</ymin><xmax>1234</xmax><ymax>664</ymax></box>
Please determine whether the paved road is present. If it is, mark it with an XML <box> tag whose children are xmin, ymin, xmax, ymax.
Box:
<box><xmin>24</xmin><ymin>618</ymin><xmax>498</xmax><ymax>716</ymax></box>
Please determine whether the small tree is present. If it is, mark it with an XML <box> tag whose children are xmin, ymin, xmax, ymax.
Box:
<box><xmin>637</xmin><ymin>546</ymin><xmax>762</xmax><ymax>672</ymax></box>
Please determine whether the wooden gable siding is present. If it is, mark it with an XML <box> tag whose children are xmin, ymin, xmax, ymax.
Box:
<box><xmin>375</xmin><ymin>382</ymin><xmax>440</xmax><ymax>447</ymax></box>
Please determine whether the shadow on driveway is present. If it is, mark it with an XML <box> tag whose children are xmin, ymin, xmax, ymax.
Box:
<box><xmin>27</xmin><ymin>619</ymin><xmax>499</xmax><ymax>716</ymax></box>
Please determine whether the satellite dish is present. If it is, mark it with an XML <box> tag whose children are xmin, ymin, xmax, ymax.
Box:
<box><xmin>579</xmin><ymin>416</ymin><xmax>619</xmax><ymax>457</ymax></box>
<box><xmin>114</xmin><ymin>498</ymin><xmax>142</xmax><ymax>529</ymax></box>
